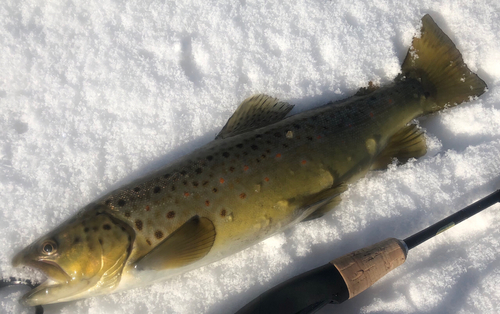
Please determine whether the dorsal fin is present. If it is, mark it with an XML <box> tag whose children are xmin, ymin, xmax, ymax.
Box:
<box><xmin>134</xmin><ymin>216</ymin><xmax>216</xmax><ymax>271</ymax></box>
<box><xmin>216</xmin><ymin>94</ymin><xmax>294</xmax><ymax>139</ymax></box>
<box><xmin>371</xmin><ymin>124</ymin><xmax>427</xmax><ymax>170</ymax></box>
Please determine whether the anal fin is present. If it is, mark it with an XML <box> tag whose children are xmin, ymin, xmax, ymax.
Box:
<box><xmin>134</xmin><ymin>216</ymin><xmax>216</xmax><ymax>271</ymax></box>
<box><xmin>301</xmin><ymin>183</ymin><xmax>348</xmax><ymax>222</ymax></box>
<box><xmin>372</xmin><ymin>124</ymin><xmax>427</xmax><ymax>170</ymax></box>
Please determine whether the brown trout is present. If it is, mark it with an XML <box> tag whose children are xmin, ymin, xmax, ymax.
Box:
<box><xmin>12</xmin><ymin>15</ymin><xmax>487</xmax><ymax>306</ymax></box>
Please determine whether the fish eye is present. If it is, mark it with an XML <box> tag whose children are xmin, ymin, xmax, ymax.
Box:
<box><xmin>41</xmin><ymin>240</ymin><xmax>57</xmax><ymax>255</ymax></box>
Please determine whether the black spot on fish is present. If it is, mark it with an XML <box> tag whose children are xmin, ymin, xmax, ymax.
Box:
<box><xmin>105</xmin><ymin>199</ymin><xmax>112</xmax><ymax>205</ymax></box>
<box><xmin>124</xmin><ymin>212</ymin><xmax>131</xmax><ymax>218</ymax></box>
<box><xmin>74</xmin><ymin>237</ymin><xmax>80</xmax><ymax>244</ymax></box>
<box><xmin>283</xmin><ymin>144</ymin><xmax>288</xmax><ymax>148</ymax></box>
<box><xmin>195</xmin><ymin>168</ymin><xmax>203</xmax><ymax>174</ymax></box>
<box><xmin>133</xmin><ymin>187</ymin><xmax>141</xmax><ymax>192</ymax></box>
<box><xmin>135</xmin><ymin>219</ymin><xmax>143</xmax><ymax>231</ymax></box>
<box><xmin>99</xmin><ymin>238</ymin><xmax>103</xmax><ymax>245</ymax></box>
<box><xmin>84</xmin><ymin>227</ymin><xmax>89</xmax><ymax>233</ymax></box>
<box><xmin>243</xmin><ymin>151</ymin><xmax>248</xmax><ymax>156</ymax></box>
<box><xmin>193</xmin><ymin>181</ymin><xmax>199</xmax><ymax>187</ymax></box>
<box><xmin>212</xmin><ymin>188</ymin><xmax>218</xmax><ymax>193</ymax></box>
<box><xmin>223</xmin><ymin>152</ymin><xmax>230</xmax><ymax>158</ymax></box>
<box><xmin>261</xmin><ymin>154</ymin><xmax>266</xmax><ymax>159</ymax></box>
<box><xmin>266</xmin><ymin>149</ymin><xmax>271</xmax><ymax>153</ymax></box>
<box><xmin>236</xmin><ymin>143</ymin><xmax>243</xmax><ymax>148</ymax></box>
<box><xmin>103</xmin><ymin>224</ymin><xmax>111</xmax><ymax>230</ymax></box>
<box><xmin>251</xmin><ymin>145</ymin><xmax>258</xmax><ymax>150</ymax></box>
<box><xmin>307</xmin><ymin>136</ymin><xmax>313</xmax><ymax>141</ymax></box>
<box><xmin>220</xmin><ymin>209</ymin><xmax>226</xmax><ymax>217</ymax></box>
<box><xmin>202</xmin><ymin>181</ymin><xmax>209</xmax><ymax>186</ymax></box>
<box><xmin>182</xmin><ymin>180</ymin><xmax>187</xmax><ymax>185</ymax></box>
<box><xmin>207</xmin><ymin>155</ymin><xmax>213</xmax><ymax>161</ymax></box>
<box><xmin>146</xmin><ymin>239</ymin><xmax>152</xmax><ymax>246</ymax></box>
<box><xmin>153</xmin><ymin>186</ymin><xmax>161</xmax><ymax>193</ymax></box>
<box><xmin>117</xmin><ymin>199</ymin><xmax>126</xmax><ymax>207</ymax></box>
<box><xmin>155</xmin><ymin>231</ymin><xmax>164</xmax><ymax>239</ymax></box>
<box><xmin>229</xmin><ymin>166</ymin><xmax>235</xmax><ymax>172</ymax></box>
<box><xmin>167</xmin><ymin>211</ymin><xmax>175</xmax><ymax>219</ymax></box>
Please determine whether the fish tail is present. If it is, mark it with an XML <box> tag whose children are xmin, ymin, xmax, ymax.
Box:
<box><xmin>401</xmin><ymin>14</ymin><xmax>487</xmax><ymax>114</ymax></box>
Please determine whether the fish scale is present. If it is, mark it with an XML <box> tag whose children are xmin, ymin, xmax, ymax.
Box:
<box><xmin>12</xmin><ymin>14</ymin><xmax>488</xmax><ymax>306</ymax></box>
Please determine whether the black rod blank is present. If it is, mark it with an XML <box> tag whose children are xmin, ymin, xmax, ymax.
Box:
<box><xmin>404</xmin><ymin>189</ymin><xmax>500</xmax><ymax>250</ymax></box>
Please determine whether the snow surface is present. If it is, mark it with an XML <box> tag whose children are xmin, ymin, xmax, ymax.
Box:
<box><xmin>1</xmin><ymin>0</ymin><xmax>500</xmax><ymax>313</ymax></box>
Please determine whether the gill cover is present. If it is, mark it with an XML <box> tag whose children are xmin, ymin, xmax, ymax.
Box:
<box><xmin>12</xmin><ymin>210</ymin><xmax>133</xmax><ymax>306</ymax></box>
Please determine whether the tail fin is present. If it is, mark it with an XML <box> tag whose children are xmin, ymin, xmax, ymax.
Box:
<box><xmin>402</xmin><ymin>14</ymin><xmax>487</xmax><ymax>114</ymax></box>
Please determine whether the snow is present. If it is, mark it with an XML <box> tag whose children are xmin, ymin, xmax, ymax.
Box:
<box><xmin>1</xmin><ymin>0</ymin><xmax>500</xmax><ymax>313</ymax></box>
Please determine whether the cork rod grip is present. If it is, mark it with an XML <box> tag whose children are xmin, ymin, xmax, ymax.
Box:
<box><xmin>331</xmin><ymin>238</ymin><xmax>407</xmax><ymax>299</ymax></box>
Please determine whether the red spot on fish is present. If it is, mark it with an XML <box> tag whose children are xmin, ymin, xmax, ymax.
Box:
<box><xmin>301</xmin><ymin>160</ymin><xmax>307</xmax><ymax>165</ymax></box>
<box><xmin>219</xmin><ymin>178</ymin><xmax>225</xmax><ymax>184</ymax></box>
<box><xmin>145</xmin><ymin>205</ymin><xmax>150</xmax><ymax>211</ymax></box>
<box><xmin>243</xmin><ymin>165</ymin><xmax>249</xmax><ymax>171</ymax></box>
<box><xmin>205</xmin><ymin>200</ymin><xmax>210</xmax><ymax>206</ymax></box>
<box><xmin>264</xmin><ymin>177</ymin><xmax>270</xmax><ymax>182</ymax></box>
<box><xmin>184</xmin><ymin>192</ymin><xmax>190</xmax><ymax>197</ymax></box>
<box><xmin>275</xmin><ymin>153</ymin><xmax>282</xmax><ymax>158</ymax></box>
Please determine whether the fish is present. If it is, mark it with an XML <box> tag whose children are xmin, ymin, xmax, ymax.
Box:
<box><xmin>12</xmin><ymin>14</ymin><xmax>487</xmax><ymax>306</ymax></box>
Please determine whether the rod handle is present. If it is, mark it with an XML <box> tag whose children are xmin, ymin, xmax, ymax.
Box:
<box><xmin>331</xmin><ymin>238</ymin><xmax>407</xmax><ymax>299</ymax></box>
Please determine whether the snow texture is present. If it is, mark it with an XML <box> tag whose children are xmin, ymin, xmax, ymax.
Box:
<box><xmin>1</xmin><ymin>0</ymin><xmax>500</xmax><ymax>313</ymax></box>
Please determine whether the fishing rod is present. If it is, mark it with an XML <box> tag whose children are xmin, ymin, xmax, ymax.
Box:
<box><xmin>236</xmin><ymin>189</ymin><xmax>500</xmax><ymax>314</ymax></box>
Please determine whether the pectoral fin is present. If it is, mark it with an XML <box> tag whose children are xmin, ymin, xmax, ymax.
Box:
<box><xmin>216</xmin><ymin>94</ymin><xmax>294</xmax><ymax>139</ymax></box>
<box><xmin>134</xmin><ymin>216</ymin><xmax>216</xmax><ymax>271</ymax></box>
<box><xmin>371</xmin><ymin>124</ymin><xmax>427</xmax><ymax>170</ymax></box>
<box><xmin>301</xmin><ymin>183</ymin><xmax>348</xmax><ymax>222</ymax></box>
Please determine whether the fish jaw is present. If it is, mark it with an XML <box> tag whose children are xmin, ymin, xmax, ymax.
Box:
<box><xmin>12</xmin><ymin>250</ymin><xmax>82</xmax><ymax>306</ymax></box>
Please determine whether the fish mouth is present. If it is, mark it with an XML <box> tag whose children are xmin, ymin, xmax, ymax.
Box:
<box><xmin>12</xmin><ymin>254</ymin><xmax>72</xmax><ymax>306</ymax></box>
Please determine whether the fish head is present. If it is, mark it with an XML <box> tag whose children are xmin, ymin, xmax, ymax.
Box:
<box><xmin>12</xmin><ymin>206</ymin><xmax>134</xmax><ymax>306</ymax></box>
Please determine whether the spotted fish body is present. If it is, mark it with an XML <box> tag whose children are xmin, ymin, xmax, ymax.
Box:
<box><xmin>12</xmin><ymin>15</ymin><xmax>487</xmax><ymax>306</ymax></box>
